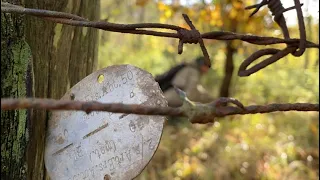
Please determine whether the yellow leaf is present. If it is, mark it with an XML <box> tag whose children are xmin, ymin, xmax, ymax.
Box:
<box><xmin>215</xmin><ymin>4</ymin><xmax>221</xmax><ymax>11</ymax></box>
<box><xmin>167</xmin><ymin>45</ymin><xmax>175</xmax><ymax>53</ymax></box>
<box><xmin>238</xmin><ymin>47</ymin><xmax>244</xmax><ymax>55</ymax></box>
<box><xmin>309</xmin><ymin>123</ymin><xmax>319</xmax><ymax>136</ymax></box>
<box><xmin>217</xmin><ymin>20</ymin><xmax>223</xmax><ymax>27</ymax></box>
<box><xmin>164</xmin><ymin>9</ymin><xmax>173</xmax><ymax>18</ymax></box>
<box><xmin>157</xmin><ymin>2</ymin><xmax>168</xmax><ymax>11</ymax></box>
<box><xmin>229</xmin><ymin>9</ymin><xmax>238</xmax><ymax>19</ymax></box>
<box><xmin>231</xmin><ymin>40</ymin><xmax>241</xmax><ymax>49</ymax></box>
<box><xmin>233</xmin><ymin>1</ymin><xmax>244</xmax><ymax>10</ymax></box>
<box><xmin>179</xmin><ymin>23</ymin><xmax>190</xmax><ymax>30</ymax></box>
<box><xmin>209</xmin><ymin>19</ymin><xmax>216</xmax><ymax>26</ymax></box>
<box><xmin>136</xmin><ymin>0</ymin><xmax>149</xmax><ymax>6</ymax></box>
<box><xmin>160</xmin><ymin>14</ymin><xmax>166</xmax><ymax>23</ymax></box>
<box><xmin>210</xmin><ymin>10</ymin><xmax>221</xmax><ymax>21</ymax></box>
<box><xmin>200</xmin><ymin>9</ymin><xmax>207</xmax><ymax>17</ymax></box>
<box><xmin>185</xmin><ymin>8</ymin><xmax>195</xmax><ymax>17</ymax></box>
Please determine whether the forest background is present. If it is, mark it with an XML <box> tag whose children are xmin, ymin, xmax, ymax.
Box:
<box><xmin>2</xmin><ymin>0</ymin><xmax>318</xmax><ymax>179</ymax></box>
<box><xmin>97</xmin><ymin>0</ymin><xmax>319</xmax><ymax>179</ymax></box>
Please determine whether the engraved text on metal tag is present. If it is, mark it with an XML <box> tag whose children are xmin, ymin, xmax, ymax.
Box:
<box><xmin>45</xmin><ymin>65</ymin><xmax>167</xmax><ymax>180</ymax></box>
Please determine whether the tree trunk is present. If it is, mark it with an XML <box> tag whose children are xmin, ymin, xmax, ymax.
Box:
<box><xmin>3</xmin><ymin>1</ymin><xmax>100</xmax><ymax>179</ymax></box>
<box><xmin>1</xmin><ymin>0</ymin><xmax>33</xmax><ymax>179</ymax></box>
<box><xmin>304</xmin><ymin>16</ymin><xmax>312</xmax><ymax>69</ymax></box>
<box><xmin>219</xmin><ymin>4</ymin><xmax>237</xmax><ymax>98</ymax></box>
<box><xmin>219</xmin><ymin>41</ymin><xmax>235</xmax><ymax>97</ymax></box>
<box><xmin>315</xmin><ymin>20</ymin><xmax>319</xmax><ymax>67</ymax></box>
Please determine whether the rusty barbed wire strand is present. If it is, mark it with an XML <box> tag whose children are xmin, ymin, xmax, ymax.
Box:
<box><xmin>240</xmin><ymin>0</ymin><xmax>308</xmax><ymax>76</ymax></box>
<box><xmin>201</xmin><ymin>31</ymin><xmax>317</xmax><ymax>47</ymax></box>
<box><xmin>178</xmin><ymin>14</ymin><xmax>211</xmax><ymax>66</ymax></box>
<box><xmin>0</xmin><ymin>98</ymin><xmax>185</xmax><ymax>116</ymax></box>
<box><xmin>246</xmin><ymin>0</ymin><xmax>291</xmax><ymax>39</ymax></box>
<box><xmin>1</xmin><ymin>2</ymin><xmax>317</xmax><ymax>47</ymax></box>
<box><xmin>1</xmin><ymin>1</ymin><xmax>319</xmax><ymax>75</ymax></box>
<box><xmin>1</xmin><ymin>98</ymin><xmax>318</xmax><ymax>124</ymax></box>
<box><xmin>1</xmin><ymin>2</ymin><xmax>87</xmax><ymax>21</ymax></box>
<box><xmin>214</xmin><ymin>103</ymin><xmax>319</xmax><ymax>117</ymax></box>
<box><xmin>1</xmin><ymin>1</ymin><xmax>319</xmax><ymax>120</ymax></box>
<box><xmin>238</xmin><ymin>46</ymin><xmax>296</xmax><ymax>76</ymax></box>
<box><xmin>292</xmin><ymin>0</ymin><xmax>307</xmax><ymax>56</ymax></box>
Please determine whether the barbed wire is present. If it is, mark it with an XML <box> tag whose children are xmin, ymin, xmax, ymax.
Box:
<box><xmin>1</xmin><ymin>1</ymin><xmax>319</xmax><ymax>119</ymax></box>
<box><xmin>240</xmin><ymin>0</ymin><xmax>308</xmax><ymax>76</ymax></box>
<box><xmin>1</xmin><ymin>1</ymin><xmax>319</xmax><ymax>75</ymax></box>
<box><xmin>1</xmin><ymin>98</ymin><xmax>318</xmax><ymax>124</ymax></box>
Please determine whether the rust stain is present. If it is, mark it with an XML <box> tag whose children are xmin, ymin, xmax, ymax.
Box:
<box><xmin>104</xmin><ymin>174</ymin><xmax>111</xmax><ymax>180</ymax></box>
<box><xmin>119</xmin><ymin>114</ymin><xmax>129</xmax><ymax>119</ymax></box>
<box><xmin>56</xmin><ymin>136</ymin><xmax>65</xmax><ymax>144</ymax></box>
<box><xmin>83</xmin><ymin>123</ymin><xmax>108</xmax><ymax>139</ymax></box>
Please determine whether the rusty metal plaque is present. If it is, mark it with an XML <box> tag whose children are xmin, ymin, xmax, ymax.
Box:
<box><xmin>44</xmin><ymin>65</ymin><xmax>167</xmax><ymax>180</ymax></box>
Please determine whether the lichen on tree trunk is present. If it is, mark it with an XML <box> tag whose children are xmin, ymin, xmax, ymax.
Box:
<box><xmin>1</xmin><ymin>1</ymin><xmax>100</xmax><ymax>179</ymax></box>
<box><xmin>1</xmin><ymin>5</ymin><xmax>33</xmax><ymax>179</ymax></box>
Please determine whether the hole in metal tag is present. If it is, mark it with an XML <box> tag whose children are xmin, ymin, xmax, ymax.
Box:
<box><xmin>97</xmin><ymin>74</ymin><xmax>104</xmax><ymax>84</ymax></box>
<box><xmin>45</xmin><ymin>65</ymin><xmax>167</xmax><ymax>180</ymax></box>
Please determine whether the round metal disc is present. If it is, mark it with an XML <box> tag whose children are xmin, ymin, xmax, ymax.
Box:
<box><xmin>44</xmin><ymin>65</ymin><xmax>167</xmax><ymax>180</ymax></box>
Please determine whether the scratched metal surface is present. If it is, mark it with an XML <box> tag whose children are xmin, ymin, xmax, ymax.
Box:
<box><xmin>44</xmin><ymin>65</ymin><xmax>167</xmax><ymax>180</ymax></box>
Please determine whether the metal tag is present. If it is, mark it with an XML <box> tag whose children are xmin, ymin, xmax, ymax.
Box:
<box><xmin>45</xmin><ymin>65</ymin><xmax>167</xmax><ymax>180</ymax></box>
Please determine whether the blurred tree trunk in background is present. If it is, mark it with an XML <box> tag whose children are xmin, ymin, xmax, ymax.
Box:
<box><xmin>1</xmin><ymin>0</ymin><xmax>32</xmax><ymax>179</ymax></box>
<box><xmin>220</xmin><ymin>41</ymin><xmax>236</xmax><ymax>97</ymax></box>
<box><xmin>304</xmin><ymin>0</ymin><xmax>311</xmax><ymax>69</ymax></box>
<box><xmin>315</xmin><ymin>17</ymin><xmax>319</xmax><ymax>67</ymax></box>
<box><xmin>304</xmin><ymin>16</ymin><xmax>312</xmax><ymax>69</ymax></box>
<box><xmin>219</xmin><ymin>14</ymin><xmax>238</xmax><ymax>97</ymax></box>
<box><xmin>2</xmin><ymin>0</ymin><xmax>100</xmax><ymax>179</ymax></box>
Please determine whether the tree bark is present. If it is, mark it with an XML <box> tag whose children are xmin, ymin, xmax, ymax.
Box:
<box><xmin>1</xmin><ymin>0</ymin><xmax>33</xmax><ymax>179</ymax></box>
<box><xmin>219</xmin><ymin>41</ymin><xmax>235</xmax><ymax>97</ymax></box>
<box><xmin>1</xmin><ymin>0</ymin><xmax>100</xmax><ymax>179</ymax></box>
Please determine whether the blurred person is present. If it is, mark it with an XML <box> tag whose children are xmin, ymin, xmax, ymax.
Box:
<box><xmin>155</xmin><ymin>56</ymin><xmax>214</xmax><ymax>107</ymax></box>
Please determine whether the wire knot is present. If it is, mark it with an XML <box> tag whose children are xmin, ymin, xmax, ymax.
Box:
<box><xmin>177</xmin><ymin>14</ymin><xmax>211</xmax><ymax>67</ymax></box>
<box><xmin>178</xmin><ymin>28</ymin><xmax>200</xmax><ymax>45</ymax></box>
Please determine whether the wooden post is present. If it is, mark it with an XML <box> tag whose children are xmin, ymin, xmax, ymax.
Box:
<box><xmin>1</xmin><ymin>0</ymin><xmax>100</xmax><ymax>179</ymax></box>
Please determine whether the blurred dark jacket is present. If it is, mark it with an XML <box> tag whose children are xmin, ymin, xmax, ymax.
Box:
<box><xmin>155</xmin><ymin>58</ymin><xmax>214</xmax><ymax>107</ymax></box>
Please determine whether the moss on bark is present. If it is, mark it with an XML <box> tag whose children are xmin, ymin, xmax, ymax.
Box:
<box><xmin>1</xmin><ymin>5</ymin><xmax>32</xmax><ymax>179</ymax></box>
